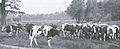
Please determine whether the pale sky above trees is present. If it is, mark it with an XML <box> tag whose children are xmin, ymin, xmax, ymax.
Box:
<box><xmin>19</xmin><ymin>0</ymin><xmax>73</xmax><ymax>14</ymax></box>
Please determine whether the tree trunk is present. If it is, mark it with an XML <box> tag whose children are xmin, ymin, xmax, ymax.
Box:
<box><xmin>1</xmin><ymin>0</ymin><xmax>6</xmax><ymax>31</ymax></box>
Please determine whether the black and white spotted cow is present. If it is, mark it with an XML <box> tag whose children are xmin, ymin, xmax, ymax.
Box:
<box><xmin>98</xmin><ymin>25</ymin><xmax>108</xmax><ymax>41</ymax></box>
<box><xmin>16</xmin><ymin>24</ymin><xmax>23</xmax><ymax>33</ymax></box>
<box><xmin>75</xmin><ymin>23</ymin><xmax>83</xmax><ymax>39</ymax></box>
<box><xmin>81</xmin><ymin>23</ymin><xmax>92</xmax><ymax>39</ymax></box>
<box><xmin>90</xmin><ymin>24</ymin><xmax>99</xmax><ymax>40</ymax></box>
<box><xmin>23</xmin><ymin>23</ymin><xmax>34</xmax><ymax>39</ymax></box>
<box><xmin>29</xmin><ymin>25</ymin><xmax>61</xmax><ymax>47</ymax></box>
<box><xmin>62</xmin><ymin>23</ymin><xmax>77</xmax><ymax>39</ymax></box>
<box><xmin>105</xmin><ymin>24</ymin><xmax>120</xmax><ymax>40</ymax></box>
<box><xmin>107</xmin><ymin>25</ymin><xmax>115</xmax><ymax>40</ymax></box>
<box><xmin>111</xmin><ymin>25</ymin><xmax>120</xmax><ymax>40</ymax></box>
<box><xmin>117</xmin><ymin>25</ymin><xmax>120</xmax><ymax>39</ymax></box>
<box><xmin>1</xmin><ymin>24</ymin><xmax>18</xmax><ymax>36</ymax></box>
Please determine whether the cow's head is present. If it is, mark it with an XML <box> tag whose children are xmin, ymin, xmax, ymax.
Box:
<box><xmin>50</xmin><ymin>24</ymin><xmax>57</xmax><ymax>29</ymax></box>
<box><xmin>52</xmin><ymin>29</ymin><xmax>62</xmax><ymax>37</ymax></box>
<box><xmin>1</xmin><ymin>26</ymin><xmax>6</xmax><ymax>32</ymax></box>
<box><xmin>57</xmin><ymin>29</ymin><xmax>63</xmax><ymax>37</ymax></box>
<box><xmin>37</xmin><ymin>28</ymin><xmax>44</xmax><ymax>36</ymax></box>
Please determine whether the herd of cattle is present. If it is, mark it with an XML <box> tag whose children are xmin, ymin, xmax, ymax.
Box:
<box><xmin>62</xmin><ymin>23</ymin><xmax>120</xmax><ymax>41</ymax></box>
<box><xmin>1</xmin><ymin>23</ymin><xmax>120</xmax><ymax>47</ymax></box>
<box><xmin>1</xmin><ymin>23</ymin><xmax>61</xmax><ymax>47</ymax></box>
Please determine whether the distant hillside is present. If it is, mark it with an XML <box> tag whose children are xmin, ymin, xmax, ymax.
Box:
<box><xmin>21</xmin><ymin>12</ymin><xmax>72</xmax><ymax>21</ymax></box>
<box><xmin>5</xmin><ymin>12</ymin><xmax>76</xmax><ymax>24</ymax></box>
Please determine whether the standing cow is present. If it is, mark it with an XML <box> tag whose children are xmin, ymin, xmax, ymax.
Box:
<box><xmin>1</xmin><ymin>24</ymin><xmax>18</xmax><ymax>36</ymax></box>
<box><xmin>62</xmin><ymin>23</ymin><xmax>77</xmax><ymax>39</ymax></box>
<box><xmin>29</xmin><ymin>25</ymin><xmax>61</xmax><ymax>47</ymax></box>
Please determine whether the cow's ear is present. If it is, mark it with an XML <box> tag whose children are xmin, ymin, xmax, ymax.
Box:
<box><xmin>41</xmin><ymin>26</ymin><xmax>44</xmax><ymax>28</ymax></box>
<box><xmin>59</xmin><ymin>29</ymin><xmax>62</xmax><ymax>31</ymax></box>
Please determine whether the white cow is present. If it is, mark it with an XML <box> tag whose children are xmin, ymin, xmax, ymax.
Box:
<box><xmin>62</xmin><ymin>23</ymin><xmax>76</xmax><ymax>39</ymax></box>
<box><xmin>30</xmin><ymin>25</ymin><xmax>42</xmax><ymax>47</ymax></box>
<box><xmin>30</xmin><ymin>25</ymin><xmax>60</xmax><ymax>47</ymax></box>
<box><xmin>42</xmin><ymin>25</ymin><xmax>53</xmax><ymax>37</ymax></box>
<box><xmin>112</xmin><ymin>25</ymin><xmax>120</xmax><ymax>39</ymax></box>
<box><xmin>107</xmin><ymin>25</ymin><xmax>116</xmax><ymax>40</ymax></box>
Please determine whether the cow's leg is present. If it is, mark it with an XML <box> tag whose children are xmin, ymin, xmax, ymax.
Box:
<box><xmin>115</xmin><ymin>33</ymin><xmax>118</xmax><ymax>39</ymax></box>
<box><xmin>75</xmin><ymin>30</ymin><xmax>79</xmax><ymax>39</ymax></box>
<box><xmin>118</xmin><ymin>33</ymin><xmax>120</xmax><ymax>40</ymax></box>
<box><xmin>70</xmin><ymin>34</ymin><xmax>74</xmax><ymax>39</ymax></box>
<box><xmin>86</xmin><ymin>32</ymin><xmax>89</xmax><ymax>39</ymax></box>
<box><xmin>112</xmin><ymin>33</ymin><xmax>115</xmax><ymax>40</ymax></box>
<box><xmin>106</xmin><ymin>34</ymin><xmax>110</xmax><ymax>41</ymax></box>
<box><xmin>34</xmin><ymin>38</ymin><xmax>38</xmax><ymax>46</ymax></box>
<box><xmin>102</xmin><ymin>34</ymin><xmax>104</xmax><ymax>41</ymax></box>
<box><xmin>95</xmin><ymin>32</ymin><xmax>98</xmax><ymax>40</ymax></box>
<box><xmin>90</xmin><ymin>32</ymin><xmax>92</xmax><ymax>40</ymax></box>
<box><xmin>74</xmin><ymin>33</ymin><xmax>77</xmax><ymax>39</ymax></box>
<box><xmin>63</xmin><ymin>31</ymin><xmax>66</xmax><ymax>37</ymax></box>
<box><xmin>79</xmin><ymin>30</ymin><xmax>82</xmax><ymax>38</ymax></box>
<box><xmin>77</xmin><ymin>31</ymin><xmax>80</xmax><ymax>39</ymax></box>
<box><xmin>116</xmin><ymin>32</ymin><xmax>118</xmax><ymax>39</ymax></box>
<box><xmin>92</xmin><ymin>33</ymin><xmax>94</xmax><ymax>39</ymax></box>
<box><xmin>18</xmin><ymin>28</ymin><xmax>20</xmax><ymax>34</ymax></box>
<box><xmin>8</xmin><ymin>32</ymin><xmax>12</xmax><ymax>36</ymax></box>
<box><xmin>45</xmin><ymin>31</ymin><xmax>48</xmax><ymax>36</ymax></box>
<box><xmin>16</xmin><ymin>29</ymin><xmax>18</xmax><ymax>36</ymax></box>
<box><xmin>69</xmin><ymin>34</ymin><xmax>71</xmax><ymax>38</ymax></box>
<box><xmin>48</xmin><ymin>39</ymin><xmax>51</xmax><ymax>47</ymax></box>
<box><xmin>92</xmin><ymin>33</ymin><xmax>95</xmax><ymax>39</ymax></box>
<box><xmin>82</xmin><ymin>32</ymin><xmax>85</xmax><ymax>39</ymax></box>
<box><xmin>101</xmin><ymin>34</ymin><xmax>104</xmax><ymax>41</ymax></box>
<box><xmin>103</xmin><ymin>34</ymin><xmax>106</xmax><ymax>41</ymax></box>
<box><xmin>30</xmin><ymin>36</ymin><xmax>34</xmax><ymax>47</ymax></box>
<box><xmin>29</xmin><ymin>35</ymin><xmax>31</xmax><ymax>39</ymax></box>
<box><xmin>47</xmin><ymin>38</ymin><xmax>51</xmax><ymax>47</ymax></box>
<box><xmin>98</xmin><ymin>33</ymin><xmax>100</xmax><ymax>40</ymax></box>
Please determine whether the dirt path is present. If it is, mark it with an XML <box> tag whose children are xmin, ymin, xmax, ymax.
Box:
<box><xmin>0</xmin><ymin>44</ymin><xmax>40</xmax><ymax>49</ymax></box>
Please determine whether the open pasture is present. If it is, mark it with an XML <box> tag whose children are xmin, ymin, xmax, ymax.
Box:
<box><xmin>1</xmin><ymin>20</ymin><xmax>120</xmax><ymax>49</ymax></box>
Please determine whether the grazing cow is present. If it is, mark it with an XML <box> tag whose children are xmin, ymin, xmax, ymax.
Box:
<box><xmin>90</xmin><ymin>24</ymin><xmax>98</xmax><ymax>40</ymax></box>
<box><xmin>76</xmin><ymin>23</ymin><xmax>83</xmax><ymax>39</ymax></box>
<box><xmin>82</xmin><ymin>24</ymin><xmax>91</xmax><ymax>39</ymax></box>
<box><xmin>62</xmin><ymin>23</ymin><xmax>76</xmax><ymax>39</ymax></box>
<box><xmin>24</xmin><ymin>23</ymin><xmax>34</xmax><ymax>38</ymax></box>
<box><xmin>1</xmin><ymin>24</ymin><xmax>18</xmax><ymax>36</ymax></box>
<box><xmin>112</xmin><ymin>25</ymin><xmax>119</xmax><ymax>39</ymax></box>
<box><xmin>98</xmin><ymin>25</ymin><xmax>108</xmax><ymax>41</ymax></box>
<box><xmin>30</xmin><ymin>25</ymin><xmax>42</xmax><ymax>47</ymax></box>
<box><xmin>62</xmin><ymin>23</ymin><xmax>69</xmax><ymax>37</ymax></box>
<box><xmin>30</xmin><ymin>25</ymin><xmax>61</xmax><ymax>47</ymax></box>
<box><xmin>45</xmin><ymin>27</ymin><xmax>60</xmax><ymax>47</ymax></box>
<box><xmin>16</xmin><ymin>24</ymin><xmax>23</xmax><ymax>33</ymax></box>
<box><xmin>117</xmin><ymin>26</ymin><xmax>120</xmax><ymax>39</ymax></box>
<box><xmin>107</xmin><ymin>25</ymin><xmax>116</xmax><ymax>40</ymax></box>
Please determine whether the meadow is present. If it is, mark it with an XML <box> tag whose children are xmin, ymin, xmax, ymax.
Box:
<box><xmin>1</xmin><ymin>20</ymin><xmax>120</xmax><ymax>49</ymax></box>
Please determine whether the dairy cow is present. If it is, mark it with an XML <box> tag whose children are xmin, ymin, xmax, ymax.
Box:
<box><xmin>1</xmin><ymin>24</ymin><xmax>22</xmax><ymax>36</ymax></box>
<box><xmin>29</xmin><ymin>25</ymin><xmax>61</xmax><ymax>47</ymax></box>
<box><xmin>62</xmin><ymin>23</ymin><xmax>77</xmax><ymax>39</ymax></box>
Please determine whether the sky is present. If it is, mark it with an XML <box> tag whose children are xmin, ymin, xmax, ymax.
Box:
<box><xmin>19</xmin><ymin>0</ymin><xmax>73</xmax><ymax>14</ymax></box>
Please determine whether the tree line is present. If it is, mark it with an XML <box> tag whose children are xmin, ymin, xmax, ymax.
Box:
<box><xmin>66</xmin><ymin>0</ymin><xmax>120</xmax><ymax>23</ymax></box>
<box><xmin>0</xmin><ymin>0</ymin><xmax>25</xmax><ymax>26</ymax></box>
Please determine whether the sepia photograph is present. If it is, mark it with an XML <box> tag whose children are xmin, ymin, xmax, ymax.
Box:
<box><xmin>0</xmin><ymin>0</ymin><xmax>120</xmax><ymax>49</ymax></box>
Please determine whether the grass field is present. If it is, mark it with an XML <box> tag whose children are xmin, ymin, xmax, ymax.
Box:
<box><xmin>0</xmin><ymin>31</ymin><xmax>120</xmax><ymax>49</ymax></box>
<box><xmin>1</xmin><ymin>20</ymin><xmax>120</xmax><ymax>49</ymax></box>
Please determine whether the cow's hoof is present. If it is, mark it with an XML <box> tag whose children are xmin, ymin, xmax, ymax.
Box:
<box><xmin>8</xmin><ymin>35</ymin><xmax>12</xmax><ymax>36</ymax></box>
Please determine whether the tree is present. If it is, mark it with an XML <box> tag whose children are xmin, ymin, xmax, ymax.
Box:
<box><xmin>66</xmin><ymin>0</ymin><xmax>100</xmax><ymax>23</ymax></box>
<box><xmin>1</xmin><ymin>0</ymin><xmax>25</xmax><ymax>27</ymax></box>
<box><xmin>65</xmin><ymin>0</ymin><xmax>86</xmax><ymax>23</ymax></box>
<box><xmin>66</xmin><ymin>0</ymin><xmax>120</xmax><ymax>23</ymax></box>
<box><xmin>103</xmin><ymin>0</ymin><xmax>120</xmax><ymax>21</ymax></box>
